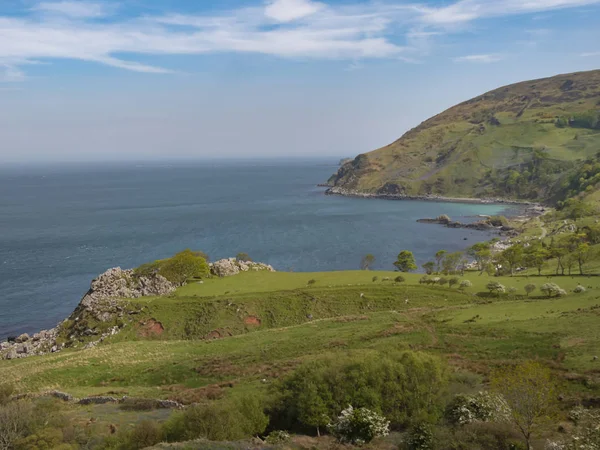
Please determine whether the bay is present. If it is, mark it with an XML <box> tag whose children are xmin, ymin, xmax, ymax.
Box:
<box><xmin>0</xmin><ymin>159</ymin><xmax>510</xmax><ymax>339</ymax></box>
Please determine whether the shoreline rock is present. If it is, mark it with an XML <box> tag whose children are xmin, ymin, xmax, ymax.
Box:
<box><xmin>210</xmin><ymin>258</ymin><xmax>276</xmax><ymax>277</ymax></box>
<box><xmin>416</xmin><ymin>217</ymin><xmax>518</xmax><ymax>236</ymax></box>
<box><xmin>324</xmin><ymin>186</ymin><xmax>544</xmax><ymax>208</ymax></box>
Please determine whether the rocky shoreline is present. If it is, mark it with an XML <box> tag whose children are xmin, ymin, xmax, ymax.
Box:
<box><xmin>324</xmin><ymin>186</ymin><xmax>545</xmax><ymax>209</ymax></box>
<box><xmin>416</xmin><ymin>216</ymin><xmax>518</xmax><ymax>236</ymax></box>
<box><xmin>1</xmin><ymin>258</ymin><xmax>276</xmax><ymax>361</ymax></box>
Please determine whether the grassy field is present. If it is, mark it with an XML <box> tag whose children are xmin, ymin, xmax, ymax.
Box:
<box><xmin>2</xmin><ymin>270</ymin><xmax>599</xmax><ymax>401</ymax></box>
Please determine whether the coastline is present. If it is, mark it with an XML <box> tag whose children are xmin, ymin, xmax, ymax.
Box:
<box><xmin>323</xmin><ymin>186</ymin><xmax>543</xmax><ymax>208</ymax></box>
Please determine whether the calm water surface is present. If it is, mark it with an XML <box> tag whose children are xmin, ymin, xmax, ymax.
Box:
<box><xmin>0</xmin><ymin>160</ymin><xmax>511</xmax><ymax>339</ymax></box>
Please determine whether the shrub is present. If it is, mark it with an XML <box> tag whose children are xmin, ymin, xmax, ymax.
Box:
<box><xmin>127</xmin><ymin>420</ymin><xmax>163</xmax><ymax>449</ymax></box>
<box><xmin>236</xmin><ymin>252</ymin><xmax>252</xmax><ymax>262</ymax></box>
<box><xmin>437</xmin><ymin>277</ymin><xmax>449</xmax><ymax>287</ymax></box>
<box><xmin>525</xmin><ymin>283</ymin><xmax>536</xmax><ymax>296</ymax></box>
<box><xmin>445</xmin><ymin>391</ymin><xmax>511</xmax><ymax>425</ymax></box>
<box><xmin>405</xmin><ymin>423</ymin><xmax>434</xmax><ymax>450</ymax></box>
<box><xmin>159</xmin><ymin>249</ymin><xmax>210</xmax><ymax>285</ymax></box>
<box><xmin>307</xmin><ymin>279</ymin><xmax>317</xmax><ymax>286</ymax></box>
<box><xmin>163</xmin><ymin>395</ymin><xmax>268</xmax><ymax>442</ymax></box>
<box><xmin>448</xmin><ymin>277</ymin><xmax>460</xmax><ymax>288</ymax></box>
<box><xmin>14</xmin><ymin>427</ymin><xmax>67</xmax><ymax>450</ymax></box>
<box><xmin>327</xmin><ymin>406</ymin><xmax>389</xmax><ymax>445</ymax></box>
<box><xmin>436</xmin><ymin>215</ymin><xmax>451</xmax><ymax>224</ymax></box>
<box><xmin>486</xmin><ymin>281</ymin><xmax>506</xmax><ymax>295</ymax></box>
<box><xmin>574</xmin><ymin>285</ymin><xmax>586</xmax><ymax>294</ymax></box>
<box><xmin>395</xmin><ymin>275</ymin><xmax>406</xmax><ymax>283</ymax></box>
<box><xmin>540</xmin><ymin>283</ymin><xmax>562</xmax><ymax>297</ymax></box>
<box><xmin>0</xmin><ymin>384</ymin><xmax>13</xmax><ymax>406</ymax></box>
<box><xmin>459</xmin><ymin>280</ymin><xmax>472</xmax><ymax>290</ymax></box>
<box><xmin>119</xmin><ymin>398</ymin><xmax>163</xmax><ymax>411</ymax></box>
<box><xmin>508</xmin><ymin>287</ymin><xmax>518</xmax><ymax>295</ymax></box>
<box><xmin>271</xmin><ymin>351</ymin><xmax>448</xmax><ymax>431</ymax></box>
<box><xmin>265</xmin><ymin>430</ymin><xmax>291</xmax><ymax>445</ymax></box>
<box><xmin>419</xmin><ymin>275</ymin><xmax>430</xmax><ymax>285</ymax></box>
<box><xmin>0</xmin><ymin>401</ymin><xmax>34</xmax><ymax>450</ymax></box>
<box><xmin>372</xmin><ymin>276</ymin><xmax>378</xmax><ymax>282</ymax></box>
<box><xmin>488</xmin><ymin>216</ymin><xmax>509</xmax><ymax>227</ymax></box>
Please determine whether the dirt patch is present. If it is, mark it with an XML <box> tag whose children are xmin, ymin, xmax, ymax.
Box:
<box><xmin>244</xmin><ymin>316</ymin><xmax>262</xmax><ymax>326</ymax></box>
<box><xmin>564</xmin><ymin>338</ymin><xmax>587</xmax><ymax>348</ymax></box>
<box><xmin>205</xmin><ymin>329</ymin><xmax>233</xmax><ymax>340</ymax></box>
<box><xmin>138</xmin><ymin>319</ymin><xmax>164</xmax><ymax>337</ymax></box>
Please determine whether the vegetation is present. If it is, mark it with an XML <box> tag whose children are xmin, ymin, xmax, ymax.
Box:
<box><xmin>135</xmin><ymin>249</ymin><xmax>209</xmax><ymax>285</ymax></box>
<box><xmin>328</xmin><ymin>69</ymin><xmax>600</xmax><ymax>204</ymax></box>
<box><xmin>394</xmin><ymin>250</ymin><xmax>418</xmax><ymax>272</ymax></box>
<box><xmin>360</xmin><ymin>254</ymin><xmax>376</xmax><ymax>270</ymax></box>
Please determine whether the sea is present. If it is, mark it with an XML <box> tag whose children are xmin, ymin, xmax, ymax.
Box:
<box><xmin>0</xmin><ymin>159</ymin><xmax>514</xmax><ymax>340</ymax></box>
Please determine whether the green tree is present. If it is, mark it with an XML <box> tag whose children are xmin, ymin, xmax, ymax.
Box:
<box><xmin>422</xmin><ymin>261</ymin><xmax>435</xmax><ymax>275</ymax></box>
<box><xmin>486</xmin><ymin>281</ymin><xmax>505</xmax><ymax>296</ymax></box>
<box><xmin>525</xmin><ymin>243</ymin><xmax>550</xmax><ymax>276</ymax></box>
<box><xmin>467</xmin><ymin>242</ymin><xmax>492</xmax><ymax>275</ymax></box>
<box><xmin>491</xmin><ymin>362</ymin><xmax>558</xmax><ymax>450</ymax></box>
<box><xmin>499</xmin><ymin>244</ymin><xmax>524</xmax><ymax>276</ymax></box>
<box><xmin>394</xmin><ymin>251</ymin><xmax>417</xmax><ymax>272</ymax></box>
<box><xmin>159</xmin><ymin>249</ymin><xmax>210</xmax><ymax>285</ymax></box>
<box><xmin>435</xmin><ymin>250</ymin><xmax>447</xmax><ymax>273</ymax></box>
<box><xmin>524</xmin><ymin>283</ymin><xmax>536</xmax><ymax>297</ymax></box>
<box><xmin>360</xmin><ymin>254</ymin><xmax>376</xmax><ymax>270</ymax></box>
<box><xmin>236</xmin><ymin>252</ymin><xmax>252</xmax><ymax>262</ymax></box>
<box><xmin>442</xmin><ymin>251</ymin><xmax>466</xmax><ymax>275</ymax></box>
<box><xmin>297</xmin><ymin>382</ymin><xmax>330</xmax><ymax>436</ymax></box>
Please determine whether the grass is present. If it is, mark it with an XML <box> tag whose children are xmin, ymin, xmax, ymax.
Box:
<box><xmin>2</xmin><ymin>270</ymin><xmax>600</xmax><ymax>402</ymax></box>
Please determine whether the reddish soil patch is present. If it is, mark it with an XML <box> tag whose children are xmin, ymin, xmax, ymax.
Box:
<box><xmin>205</xmin><ymin>329</ymin><xmax>233</xmax><ymax>340</ymax></box>
<box><xmin>138</xmin><ymin>319</ymin><xmax>164</xmax><ymax>337</ymax></box>
<box><xmin>244</xmin><ymin>316</ymin><xmax>262</xmax><ymax>326</ymax></box>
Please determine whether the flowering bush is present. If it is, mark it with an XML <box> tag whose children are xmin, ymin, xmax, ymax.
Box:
<box><xmin>459</xmin><ymin>280</ymin><xmax>473</xmax><ymax>290</ymax></box>
<box><xmin>548</xmin><ymin>407</ymin><xmax>600</xmax><ymax>450</ymax></box>
<box><xmin>327</xmin><ymin>406</ymin><xmax>389</xmax><ymax>445</ymax></box>
<box><xmin>541</xmin><ymin>283</ymin><xmax>564</xmax><ymax>297</ymax></box>
<box><xmin>487</xmin><ymin>282</ymin><xmax>506</xmax><ymax>295</ymax></box>
<box><xmin>445</xmin><ymin>391</ymin><xmax>511</xmax><ymax>425</ymax></box>
<box><xmin>574</xmin><ymin>285</ymin><xmax>586</xmax><ymax>294</ymax></box>
<box><xmin>265</xmin><ymin>430</ymin><xmax>291</xmax><ymax>444</ymax></box>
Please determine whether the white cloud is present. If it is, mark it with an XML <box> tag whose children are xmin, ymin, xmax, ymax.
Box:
<box><xmin>419</xmin><ymin>0</ymin><xmax>600</xmax><ymax>26</ymax></box>
<box><xmin>33</xmin><ymin>1</ymin><xmax>112</xmax><ymax>19</ymax></box>
<box><xmin>265</xmin><ymin>0</ymin><xmax>324</xmax><ymax>22</ymax></box>
<box><xmin>0</xmin><ymin>0</ymin><xmax>597</xmax><ymax>80</ymax></box>
<box><xmin>581</xmin><ymin>51</ymin><xmax>600</xmax><ymax>57</ymax></box>
<box><xmin>453</xmin><ymin>54</ymin><xmax>503</xmax><ymax>63</ymax></box>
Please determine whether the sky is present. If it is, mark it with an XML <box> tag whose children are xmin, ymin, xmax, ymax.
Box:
<box><xmin>0</xmin><ymin>0</ymin><xmax>599</xmax><ymax>163</ymax></box>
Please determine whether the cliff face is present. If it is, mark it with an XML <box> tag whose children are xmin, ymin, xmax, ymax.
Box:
<box><xmin>0</xmin><ymin>268</ymin><xmax>176</xmax><ymax>360</ymax></box>
<box><xmin>328</xmin><ymin>70</ymin><xmax>600</xmax><ymax>203</ymax></box>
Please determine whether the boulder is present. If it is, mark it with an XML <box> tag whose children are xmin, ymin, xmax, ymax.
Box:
<box><xmin>210</xmin><ymin>258</ymin><xmax>276</xmax><ymax>278</ymax></box>
<box><xmin>15</xmin><ymin>333</ymin><xmax>30</xmax><ymax>343</ymax></box>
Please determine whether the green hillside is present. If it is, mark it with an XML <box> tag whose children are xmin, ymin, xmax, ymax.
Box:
<box><xmin>328</xmin><ymin>69</ymin><xmax>600</xmax><ymax>203</ymax></box>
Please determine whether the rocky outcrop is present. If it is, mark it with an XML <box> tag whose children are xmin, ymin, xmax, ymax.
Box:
<box><xmin>1</xmin><ymin>268</ymin><xmax>176</xmax><ymax>360</ymax></box>
<box><xmin>210</xmin><ymin>258</ymin><xmax>275</xmax><ymax>277</ymax></box>
<box><xmin>417</xmin><ymin>217</ymin><xmax>517</xmax><ymax>236</ymax></box>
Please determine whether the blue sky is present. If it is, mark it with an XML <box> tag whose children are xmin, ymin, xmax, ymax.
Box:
<box><xmin>0</xmin><ymin>0</ymin><xmax>599</xmax><ymax>163</ymax></box>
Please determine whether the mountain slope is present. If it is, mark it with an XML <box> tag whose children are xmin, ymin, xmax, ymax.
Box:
<box><xmin>328</xmin><ymin>70</ymin><xmax>600</xmax><ymax>203</ymax></box>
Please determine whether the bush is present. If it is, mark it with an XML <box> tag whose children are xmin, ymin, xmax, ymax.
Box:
<box><xmin>236</xmin><ymin>252</ymin><xmax>252</xmax><ymax>262</ymax></box>
<box><xmin>395</xmin><ymin>276</ymin><xmax>406</xmax><ymax>283</ymax></box>
<box><xmin>271</xmin><ymin>351</ymin><xmax>447</xmax><ymax>431</ymax></box>
<box><xmin>119</xmin><ymin>398</ymin><xmax>163</xmax><ymax>411</ymax></box>
<box><xmin>486</xmin><ymin>281</ymin><xmax>506</xmax><ymax>295</ymax></box>
<box><xmin>265</xmin><ymin>430</ymin><xmax>291</xmax><ymax>444</ymax></box>
<box><xmin>327</xmin><ymin>406</ymin><xmax>389</xmax><ymax>445</ymax></box>
<box><xmin>307</xmin><ymin>279</ymin><xmax>317</xmax><ymax>286</ymax></box>
<box><xmin>405</xmin><ymin>423</ymin><xmax>434</xmax><ymax>450</ymax></box>
<box><xmin>372</xmin><ymin>276</ymin><xmax>378</xmax><ymax>282</ymax></box>
<box><xmin>135</xmin><ymin>249</ymin><xmax>209</xmax><ymax>285</ymax></box>
<box><xmin>574</xmin><ymin>285</ymin><xmax>586</xmax><ymax>294</ymax></box>
<box><xmin>540</xmin><ymin>283</ymin><xmax>562</xmax><ymax>297</ymax></box>
<box><xmin>0</xmin><ymin>401</ymin><xmax>34</xmax><ymax>450</ymax></box>
<box><xmin>436</xmin><ymin>215</ymin><xmax>451</xmax><ymax>224</ymax></box>
<box><xmin>459</xmin><ymin>280</ymin><xmax>472</xmax><ymax>290</ymax></box>
<box><xmin>0</xmin><ymin>383</ymin><xmax>13</xmax><ymax>406</ymax></box>
<box><xmin>449</xmin><ymin>277</ymin><xmax>460</xmax><ymax>288</ymax></box>
<box><xmin>488</xmin><ymin>216</ymin><xmax>509</xmax><ymax>227</ymax></box>
<box><xmin>163</xmin><ymin>395</ymin><xmax>268</xmax><ymax>442</ymax></box>
<box><xmin>445</xmin><ymin>391</ymin><xmax>511</xmax><ymax>425</ymax></box>
<box><xmin>437</xmin><ymin>277</ymin><xmax>449</xmax><ymax>287</ymax></box>
<box><xmin>525</xmin><ymin>283</ymin><xmax>536</xmax><ymax>296</ymax></box>
<box><xmin>127</xmin><ymin>420</ymin><xmax>163</xmax><ymax>449</ymax></box>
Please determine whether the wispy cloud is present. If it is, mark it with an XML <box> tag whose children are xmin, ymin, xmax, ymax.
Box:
<box><xmin>581</xmin><ymin>51</ymin><xmax>600</xmax><ymax>57</ymax></box>
<box><xmin>0</xmin><ymin>0</ymin><xmax>597</xmax><ymax>80</ymax></box>
<box><xmin>265</xmin><ymin>0</ymin><xmax>325</xmax><ymax>22</ymax></box>
<box><xmin>32</xmin><ymin>1</ymin><xmax>113</xmax><ymax>19</ymax></box>
<box><xmin>453</xmin><ymin>54</ymin><xmax>503</xmax><ymax>63</ymax></box>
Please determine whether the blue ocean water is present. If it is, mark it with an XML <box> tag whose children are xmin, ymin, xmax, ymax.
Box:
<box><xmin>0</xmin><ymin>160</ymin><xmax>510</xmax><ymax>339</ymax></box>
